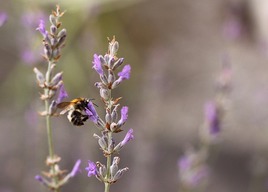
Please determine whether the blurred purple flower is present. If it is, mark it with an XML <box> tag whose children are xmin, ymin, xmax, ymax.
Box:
<box><xmin>0</xmin><ymin>12</ymin><xmax>7</xmax><ymax>27</ymax></box>
<box><xmin>21</xmin><ymin>11</ymin><xmax>45</xmax><ymax>28</ymax></box>
<box><xmin>178</xmin><ymin>149</ymin><xmax>209</xmax><ymax>188</ymax></box>
<box><xmin>56</xmin><ymin>84</ymin><xmax>68</xmax><ymax>104</ymax></box>
<box><xmin>85</xmin><ymin>101</ymin><xmax>99</xmax><ymax>124</ymax></box>
<box><xmin>92</xmin><ymin>54</ymin><xmax>103</xmax><ymax>76</ymax></box>
<box><xmin>118</xmin><ymin>65</ymin><xmax>131</xmax><ymax>80</ymax></box>
<box><xmin>205</xmin><ymin>102</ymin><xmax>220</xmax><ymax>136</ymax></box>
<box><xmin>69</xmin><ymin>159</ymin><xmax>81</xmax><ymax>177</ymax></box>
<box><xmin>223</xmin><ymin>18</ymin><xmax>242</xmax><ymax>40</ymax></box>
<box><xmin>21</xmin><ymin>49</ymin><xmax>40</xmax><ymax>64</ymax></box>
<box><xmin>121</xmin><ymin>128</ymin><xmax>134</xmax><ymax>146</ymax></box>
<box><xmin>36</xmin><ymin>19</ymin><xmax>48</xmax><ymax>38</ymax></box>
<box><xmin>85</xmin><ymin>160</ymin><xmax>98</xmax><ymax>177</ymax></box>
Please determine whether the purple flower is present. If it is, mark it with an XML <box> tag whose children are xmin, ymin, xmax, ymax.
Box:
<box><xmin>56</xmin><ymin>84</ymin><xmax>68</xmax><ymax>104</ymax></box>
<box><xmin>205</xmin><ymin>102</ymin><xmax>220</xmax><ymax>136</ymax></box>
<box><xmin>85</xmin><ymin>101</ymin><xmax>99</xmax><ymax>124</ymax></box>
<box><xmin>178</xmin><ymin>149</ymin><xmax>209</xmax><ymax>188</ymax></box>
<box><xmin>69</xmin><ymin>159</ymin><xmax>81</xmax><ymax>177</ymax></box>
<box><xmin>118</xmin><ymin>65</ymin><xmax>131</xmax><ymax>80</ymax></box>
<box><xmin>36</xmin><ymin>19</ymin><xmax>48</xmax><ymax>38</ymax></box>
<box><xmin>85</xmin><ymin>160</ymin><xmax>98</xmax><ymax>177</ymax></box>
<box><xmin>0</xmin><ymin>12</ymin><xmax>7</xmax><ymax>27</ymax></box>
<box><xmin>35</xmin><ymin>175</ymin><xmax>49</xmax><ymax>187</ymax></box>
<box><xmin>121</xmin><ymin>128</ymin><xmax>134</xmax><ymax>146</ymax></box>
<box><xmin>92</xmin><ymin>54</ymin><xmax>103</xmax><ymax>76</ymax></box>
<box><xmin>117</xmin><ymin>106</ymin><xmax>128</xmax><ymax>126</ymax></box>
<box><xmin>178</xmin><ymin>156</ymin><xmax>191</xmax><ymax>172</ymax></box>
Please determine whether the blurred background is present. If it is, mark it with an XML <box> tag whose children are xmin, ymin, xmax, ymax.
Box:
<box><xmin>2</xmin><ymin>0</ymin><xmax>268</xmax><ymax>191</ymax></box>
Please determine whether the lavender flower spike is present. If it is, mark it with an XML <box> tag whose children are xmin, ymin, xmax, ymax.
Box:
<box><xmin>85</xmin><ymin>101</ymin><xmax>99</xmax><ymax>124</ymax></box>
<box><xmin>69</xmin><ymin>159</ymin><xmax>81</xmax><ymax>177</ymax></box>
<box><xmin>85</xmin><ymin>160</ymin><xmax>98</xmax><ymax>177</ymax></box>
<box><xmin>92</xmin><ymin>54</ymin><xmax>104</xmax><ymax>76</ymax></box>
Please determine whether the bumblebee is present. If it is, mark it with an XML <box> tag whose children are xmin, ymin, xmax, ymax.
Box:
<box><xmin>57</xmin><ymin>98</ymin><xmax>91</xmax><ymax>126</ymax></box>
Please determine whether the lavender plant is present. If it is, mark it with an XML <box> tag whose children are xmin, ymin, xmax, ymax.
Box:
<box><xmin>33</xmin><ymin>5</ymin><xmax>80</xmax><ymax>191</ymax></box>
<box><xmin>178</xmin><ymin>60</ymin><xmax>232</xmax><ymax>191</ymax></box>
<box><xmin>85</xmin><ymin>37</ymin><xmax>134</xmax><ymax>192</ymax></box>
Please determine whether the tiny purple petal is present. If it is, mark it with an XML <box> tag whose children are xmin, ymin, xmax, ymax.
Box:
<box><xmin>35</xmin><ymin>175</ymin><xmax>49</xmax><ymax>187</ymax></box>
<box><xmin>86</xmin><ymin>101</ymin><xmax>99</xmax><ymax>124</ymax></box>
<box><xmin>121</xmin><ymin>128</ymin><xmax>134</xmax><ymax>146</ymax></box>
<box><xmin>205</xmin><ymin>102</ymin><xmax>220</xmax><ymax>135</ymax></box>
<box><xmin>0</xmin><ymin>12</ymin><xmax>7</xmax><ymax>27</ymax></box>
<box><xmin>85</xmin><ymin>160</ymin><xmax>97</xmax><ymax>177</ymax></box>
<box><xmin>36</xmin><ymin>19</ymin><xmax>47</xmax><ymax>37</ymax></box>
<box><xmin>56</xmin><ymin>84</ymin><xmax>68</xmax><ymax>103</ymax></box>
<box><xmin>70</xmin><ymin>159</ymin><xmax>81</xmax><ymax>177</ymax></box>
<box><xmin>118</xmin><ymin>65</ymin><xmax>131</xmax><ymax>80</ymax></box>
<box><xmin>92</xmin><ymin>54</ymin><xmax>104</xmax><ymax>76</ymax></box>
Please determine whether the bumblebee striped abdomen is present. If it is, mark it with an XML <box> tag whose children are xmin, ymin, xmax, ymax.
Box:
<box><xmin>67</xmin><ymin>109</ymin><xmax>89</xmax><ymax>126</ymax></box>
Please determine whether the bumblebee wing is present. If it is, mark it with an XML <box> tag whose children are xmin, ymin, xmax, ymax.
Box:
<box><xmin>57</xmin><ymin>102</ymin><xmax>74</xmax><ymax>115</ymax></box>
<box><xmin>57</xmin><ymin>102</ymin><xmax>72</xmax><ymax>109</ymax></box>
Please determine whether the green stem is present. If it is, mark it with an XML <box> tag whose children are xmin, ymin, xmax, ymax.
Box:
<box><xmin>44</xmin><ymin>61</ymin><xmax>55</xmax><ymax>158</ymax></box>
<box><xmin>45</xmin><ymin>100</ymin><xmax>54</xmax><ymax>158</ymax></box>
<box><xmin>104</xmin><ymin>89</ymin><xmax>113</xmax><ymax>192</ymax></box>
<box><xmin>45</xmin><ymin>61</ymin><xmax>59</xmax><ymax>192</ymax></box>
<box><xmin>104</xmin><ymin>131</ymin><xmax>112</xmax><ymax>192</ymax></box>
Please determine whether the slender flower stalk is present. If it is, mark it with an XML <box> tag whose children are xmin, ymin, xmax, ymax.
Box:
<box><xmin>85</xmin><ymin>37</ymin><xmax>133</xmax><ymax>192</ymax></box>
<box><xmin>34</xmin><ymin>5</ymin><xmax>80</xmax><ymax>191</ymax></box>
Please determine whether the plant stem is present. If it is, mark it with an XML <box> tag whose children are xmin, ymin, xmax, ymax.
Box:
<box><xmin>104</xmin><ymin>90</ymin><xmax>113</xmax><ymax>192</ymax></box>
<box><xmin>45</xmin><ymin>61</ymin><xmax>59</xmax><ymax>192</ymax></box>
<box><xmin>45</xmin><ymin>61</ymin><xmax>55</xmax><ymax>159</ymax></box>
<box><xmin>104</xmin><ymin>132</ymin><xmax>112</xmax><ymax>192</ymax></box>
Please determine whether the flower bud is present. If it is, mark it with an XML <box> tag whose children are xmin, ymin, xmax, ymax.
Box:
<box><xmin>109</xmin><ymin>39</ymin><xmax>119</xmax><ymax>57</ymax></box>
<box><xmin>108</xmin><ymin>69</ymin><xmax>116</xmax><ymax>84</ymax></box>
<box><xmin>49</xmin><ymin>15</ymin><xmax>57</xmax><ymax>26</ymax></box>
<box><xmin>105</xmin><ymin>110</ymin><xmax>112</xmax><ymax>124</ymax></box>
<box><xmin>50</xmin><ymin>25</ymin><xmax>57</xmax><ymax>35</ymax></box>
<box><xmin>112</xmin><ymin>167</ymin><xmax>129</xmax><ymax>182</ymax></box>
<box><xmin>110</xmin><ymin>122</ymin><xmax>118</xmax><ymax>132</ymax></box>
<box><xmin>58</xmin><ymin>28</ymin><xmax>67</xmax><ymax>38</ymax></box>
<box><xmin>33</xmin><ymin>68</ymin><xmax>45</xmax><ymax>86</ymax></box>
<box><xmin>112</xmin><ymin>58</ymin><xmax>124</xmax><ymax>70</ymax></box>
<box><xmin>44</xmin><ymin>43</ymin><xmax>52</xmax><ymax>60</ymax></box>
<box><xmin>99</xmin><ymin>55</ymin><xmax>106</xmax><ymax>66</ymax></box>
<box><xmin>111</xmin><ymin>105</ymin><xmax>119</xmax><ymax>122</ymax></box>
<box><xmin>100</xmin><ymin>88</ymin><xmax>110</xmax><ymax>101</ymax></box>
<box><xmin>48</xmin><ymin>100</ymin><xmax>57</xmax><ymax>115</ymax></box>
<box><xmin>57</xmin><ymin>34</ymin><xmax>66</xmax><ymax>48</ymax></box>
<box><xmin>52</xmin><ymin>48</ymin><xmax>60</xmax><ymax>59</ymax></box>
<box><xmin>98</xmin><ymin>136</ymin><xmax>108</xmax><ymax>151</ymax></box>
<box><xmin>108</xmin><ymin>137</ymin><xmax>115</xmax><ymax>153</ymax></box>
<box><xmin>50</xmin><ymin>72</ymin><xmax>63</xmax><ymax>87</ymax></box>
<box><xmin>110</xmin><ymin>157</ymin><xmax>119</xmax><ymax>178</ymax></box>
